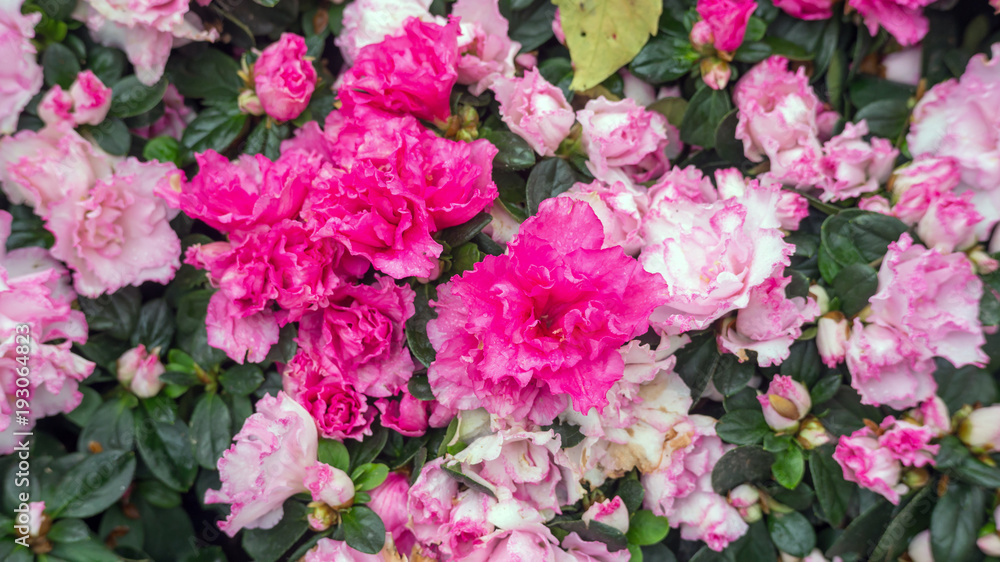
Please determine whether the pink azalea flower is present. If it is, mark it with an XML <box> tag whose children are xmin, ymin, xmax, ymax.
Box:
<box><xmin>339</xmin><ymin>17</ymin><xmax>459</xmax><ymax>123</ymax></box>
<box><xmin>848</xmin><ymin>0</ymin><xmax>934</xmax><ymax>47</ymax></box>
<box><xmin>577</xmin><ymin>96</ymin><xmax>671</xmax><ymax>182</ymax></box>
<box><xmin>454</xmin><ymin>0</ymin><xmax>521</xmax><ymax>95</ymax></box>
<box><xmin>772</xmin><ymin>0</ymin><xmax>835</xmax><ymax>19</ymax></box>
<box><xmin>845</xmin><ymin>320</ymin><xmax>936</xmax><ymax>409</ymax></box>
<box><xmin>205</xmin><ymin>392</ymin><xmax>355</xmax><ymax>536</ymax></box>
<box><xmin>833</xmin><ymin>425</ymin><xmax>907</xmax><ymax>504</ymax></box>
<box><xmin>281</xmin><ymin>352</ymin><xmax>374</xmax><ymax>441</ymax></box>
<box><xmin>696</xmin><ymin>0</ymin><xmax>758</xmax><ymax>53</ymax></box>
<box><xmin>559</xmin><ymin>179</ymin><xmax>648</xmax><ymax>256</ymax></box>
<box><xmin>254</xmin><ymin>33</ymin><xmax>317</xmax><ymax>121</ymax></box>
<box><xmin>0</xmin><ymin>0</ymin><xmax>42</xmax><ymax>134</ymax></box>
<box><xmin>878</xmin><ymin>417</ymin><xmax>939</xmax><ymax>468</ymax></box>
<box><xmin>817</xmin><ymin>121</ymin><xmax>898</xmax><ymax>202</ymax></box>
<box><xmin>491</xmin><ymin>68</ymin><xmax>575</xmax><ymax>157</ymax></box>
<box><xmin>427</xmin><ymin>197</ymin><xmax>664</xmax><ymax>423</ymax></box>
<box><xmin>204</xmin><ymin>292</ymin><xmax>280</xmax><ymax>364</ymax></box>
<box><xmin>335</xmin><ymin>0</ymin><xmax>438</xmax><ymax>65</ymax></box>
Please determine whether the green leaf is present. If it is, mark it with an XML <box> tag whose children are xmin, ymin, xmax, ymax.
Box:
<box><xmin>219</xmin><ymin>364</ymin><xmax>265</xmax><ymax>396</ymax></box>
<box><xmin>933</xmin><ymin>360</ymin><xmax>999</xmax><ymax>414</ymax></box>
<box><xmin>243</xmin><ymin>120</ymin><xmax>290</xmax><ymax>160</ymax></box>
<box><xmin>680</xmin><ymin>86</ymin><xmax>733</xmax><ymax>149</ymax></box>
<box><xmin>481</xmin><ymin>129</ymin><xmax>535</xmax><ymax>171</ymax></box>
<box><xmin>136</xmin><ymin>479</ymin><xmax>182</xmax><ymax>509</ymax></box>
<box><xmin>407</xmin><ymin>375</ymin><xmax>436</xmax><ymax>401</ymax></box>
<box><xmin>50</xmin><ymin>450</ymin><xmax>136</xmax><ymax>519</ymax></box>
<box><xmin>405</xmin><ymin>284</ymin><xmax>438</xmax><ymax>368</ymax></box>
<box><xmin>88</xmin><ymin>47</ymin><xmax>127</xmax><ymax>86</ymax></box>
<box><xmin>317</xmin><ymin>439</ymin><xmax>351</xmax><ymax>473</ymax></box>
<box><xmin>931</xmin><ymin>481</ymin><xmax>986</xmax><ymax>562</ymax></box>
<box><xmin>77</xmin><ymin>395</ymin><xmax>137</xmax><ymax>452</ymax></box>
<box><xmin>771</xmin><ymin>446</ymin><xmax>805</xmax><ymax>489</ymax></box>
<box><xmin>135</xmin><ymin>403</ymin><xmax>197</xmax><ymax>492</ymax></box>
<box><xmin>49</xmin><ymin>539</ymin><xmax>120</xmax><ymax>562</ymax></box>
<box><xmin>711</xmin><ymin>445</ymin><xmax>775</xmax><ymax>494</ymax></box>
<box><xmin>110</xmin><ymin>76</ymin><xmax>167</xmax><ymax>118</ymax></box>
<box><xmin>626</xmin><ymin>510</ymin><xmax>669</xmax><ymax>546</ymax></box>
<box><xmin>550</xmin><ymin>520</ymin><xmax>628</xmax><ymax>551</ymax></box>
<box><xmin>351</xmin><ymin>463</ymin><xmax>389</xmax><ymax>492</ymax></box>
<box><xmin>525</xmin><ymin>158</ymin><xmax>580</xmax><ymax>216</ymax></box>
<box><xmin>821</xmin><ymin>386</ymin><xmax>881</xmax><ymax>437</ymax></box>
<box><xmin>714</xmin><ymin>110</ymin><xmax>745</xmax><ymax>164</ymax></box>
<box><xmin>43</xmin><ymin>43</ymin><xmax>80</xmax><ymax>88</ymax></box>
<box><xmin>450</xmin><ymin>241</ymin><xmax>485</xmax><ymax>274</ymax></box>
<box><xmin>538</xmin><ymin>57</ymin><xmax>575</xmax><ymax>100</ymax></box>
<box><xmin>242</xmin><ymin>500</ymin><xmax>309</xmax><ymax>562</ymax></box>
<box><xmin>716</xmin><ymin>410</ymin><xmax>770</xmax><ymax>446</ymax></box>
<box><xmin>934</xmin><ymin>435</ymin><xmax>1000</xmax><ymax>488</ymax></box>
<box><xmin>437</xmin><ymin>212</ymin><xmax>494</xmax><ymax>249</ymax></box>
<box><xmin>712</xmin><ymin>353</ymin><xmax>756</xmax><ymax>397</ymax></box>
<box><xmin>143</xmin><ymin>136</ymin><xmax>185</xmax><ymax>166</ymax></box>
<box><xmin>809</xmin><ymin>373</ymin><xmax>842</xmax><ymax>405</ymax></box>
<box><xmin>167</xmin><ymin>49</ymin><xmax>243</xmax><ymax>100</ymax></box>
<box><xmin>181</xmin><ymin>102</ymin><xmax>248</xmax><ymax>154</ymax></box>
<box><xmin>628</xmin><ymin>30</ymin><xmax>698</xmax><ymax>83</ymax></box>
<box><xmin>732</xmin><ymin>41</ymin><xmax>773</xmax><ymax>63</ymax></box>
<box><xmin>647</xmin><ymin>97</ymin><xmax>688</xmax><ymax>128</ymax></box>
<box><xmin>541</xmin><ymin>418</ymin><xmax>586</xmax><ymax>449</ymax></box>
<box><xmin>553</xmin><ymin>0</ymin><xmax>662</xmax><ymax>90</ymax></box>
<box><xmin>47</xmin><ymin>519</ymin><xmax>91</xmax><ymax>543</ymax></box>
<box><xmin>854</xmin><ymin>99</ymin><xmax>912</xmax><ymax>139</ymax></box>
<box><xmin>64</xmin><ymin>386</ymin><xmax>101</xmax><ymax>427</ymax></box>
<box><xmin>818</xmin><ymin>210</ymin><xmax>908</xmax><ymax>284</ymax></box>
<box><xmin>869</xmin><ymin>485</ymin><xmax>936</xmax><ymax>562</ymax></box>
<box><xmin>761</xmin><ymin>36</ymin><xmax>814</xmax><ymax>60</ymax></box>
<box><xmin>849</xmin><ymin>76</ymin><xmax>915</xmax><ymax>110</ymax></box>
<box><xmin>342</xmin><ymin>506</ymin><xmax>386</xmax><ymax>555</ymax></box>
<box><xmin>82</xmin><ymin>117</ymin><xmax>132</xmax><ymax>156</ymax></box>
<box><xmin>767</xmin><ymin>512</ymin><xmax>815</xmax><ymax>557</ymax></box>
<box><xmin>132</xmin><ymin>299</ymin><xmax>174</xmax><ymax>351</ymax></box>
<box><xmin>346</xmin><ymin>426</ymin><xmax>389</xmax><ymax>472</ymax></box>
<box><xmin>616</xmin><ymin>479</ymin><xmax>645</xmax><ymax>513</ymax></box>
<box><xmin>731</xmin><ymin>519</ymin><xmax>776</xmax><ymax>562</ymax></box>
<box><xmin>809</xmin><ymin>445</ymin><xmax>854</xmax><ymax>527</ymax></box>
<box><xmin>190</xmin><ymin>393</ymin><xmax>232</xmax><ymax>470</ymax></box>
<box><xmin>832</xmin><ymin>263</ymin><xmax>879</xmax><ymax>317</ymax></box>
<box><xmin>175</xmin><ymin>290</ymin><xmax>227</xmax><ymax>367</ymax></box>
<box><xmin>98</xmin><ymin>505</ymin><xmax>143</xmax><ymax>551</ymax></box>
<box><xmin>506</xmin><ymin>0</ymin><xmax>557</xmax><ymax>52</ymax></box>
<box><xmin>673</xmin><ymin>332</ymin><xmax>723</xmax><ymax>401</ymax></box>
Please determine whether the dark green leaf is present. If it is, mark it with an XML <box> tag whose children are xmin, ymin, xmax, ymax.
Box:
<box><xmin>732</xmin><ymin>41</ymin><xmax>772</xmax><ymax>63</ymax></box>
<box><xmin>190</xmin><ymin>393</ymin><xmax>232</xmax><ymax>470</ymax></box>
<box><xmin>49</xmin><ymin>539</ymin><xmax>120</xmax><ymax>562</ymax></box>
<box><xmin>549</xmin><ymin>520</ymin><xmax>628</xmax><ymax>551</ymax></box>
<box><xmin>711</xmin><ymin>445</ymin><xmax>775</xmax><ymax>494</ymax></box>
<box><xmin>77</xmin><ymin>285</ymin><xmax>140</xmax><ymax>341</ymax></box>
<box><xmin>647</xmin><ymin>97</ymin><xmax>688</xmax><ymax>128</ymax></box>
<box><xmin>181</xmin><ymin>102</ymin><xmax>248</xmax><ymax>154</ymax></box>
<box><xmin>243</xmin><ymin>120</ymin><xmax>290</xmax><ymax>160</ymax></box>
<box><xmin>931</xmin><ymin>481</ymin><xmax>986</xmax><ymax>562</ymax></box>
<box><xmin>242</xmin><ymin>500</ymin><xmax>309</xmax><ymax>562</ymax></box>
<box><xmin>219</xmin><ymin>364</ymin><xmax>265</xmax><ymax>396</ymax></box>
<box><xmin>538</xmin><ymin>57</ymin><xmax>574</xmax><ymax>100</ymax></box>
<box><xmin>761</xmin><ymin>36</ymin><xmax>814</xmax><ymax>60</ymax></box>
<box><xmin>110</xmin><ymin>76</ymin><xmax>167</xmax><ymax>118</ymax></box>
<box><xmin>526</xmin><ymin>158</ymin><xmax>579</xmax><ymax>216</ymax></box>
<box><xmin>763</xmin><ymin>481</ymin><xmax>815</xmax><ymax>512</ymax></box>
<box><xmin>629</xmin><ymin>31</ymin><xmax>698</xmax><ymax>83</ymax></box>
<box><xmin>809</xmin><ymin>373</ymin><xmax>842</xmax><ymax>406</ymax></box>
<box><xmin>714</xmin><ymin>110</ymin><xmax>745</xmax><ymax>164</ymax></box>
<box><xmin>98</xmin><ymin>505</ymin><xmax>143</xmax><ymax>551</ymax></box>
<box><xmin>673</xmin><ymin>332</ymin><xmax>723</xmax><ymax>401</ymax></box>
<box><xmin>43</xmin><ymin>43</ymin><xmax>80</xmax><ymax>88</ymax></box>
<box><xmin>175</xmin><ymin>290</ymin><xmax>227</xmax><ymax>367</ymax></box>
<box><xmin>832</xmin><ymin>263</ymin><xmax>878</xmax><ymax>317</ymax></box>
<box><xmin>854</xmin><ymin>100</ymin><xmax>912</xmax><ymax>139</ymax></box>
<box><xmin>136</xmin><ymin>479</ymin><xmax>182</xmax><ymax>509</ymax></box>
<box><xmin>809</xmin><ymin>445</ymin><xmax>853</xmax><ymax>527</ymax></box>
<box><xmin>712</xmin><ymin>353</ymin><xmax>756</xmax><ymax>396</ymax></box>
<box><xmin>541</xmin><ymin>418</ymin><xmax>586</xmax><ymax>449</ymax></box>
<box><xmin>437</xmin><ymin>212</ymin><xmax>493</xmax><ymax>249</ymax></box>
<box><xmin>616</xmin><ymin>479</ymin><xmax>645</xmax><ymax>513</ymax></box>
<box><xmin>342</xmin><ymin>506</ymin><xmax>386</xmax><ymax>555</ymax></box>
<box><xmin>507</xmin><ymin>0</ymin><xmax>556</xmax><ymax>52</ymax></box>
<box><xmin>167</xmin><ymin>49</ymin><xmax>243</xmax><ymax>100</ymax></box>
<box><xmin>77</xmin><ymin>395</ymin><xmax>138</xmax><ymax>452</ymax></box>
<box><xmin>64</xmin><ymin>386</ymin><xmax>101</xmax><ymax>427</ymax></box>
<box><xmin>821</xmin><ymin>386</ymin><xmax>880</xmax><ymax>437</ymax></box>
<box><xmin>680</xmin><ymin>87</ymin><xmax>733</xmax><ymax>149</ymax></box>
<box><xmin>88</xmin><ymin>47</ymin><xmax>127</xmax><ymax>86</ymax></box>
<box><xmin>771</xmin><ymin>446</ymin><xmax>805</xmax><ymax>489</ymax></box>
<box><xmin>819</xmin><ymin>210</ymin><xmax>908</xmax><ymax>284</ymax></box>
<box><xmin>767</xmin><ymin>512</ymin><xmax>815</xmax><ymax>557</ymax></box>
<box><xmin>626</xmin><ymin>510</ymin><xmax>669</xmax><ymax>546</ymax></box>
<box><xmin>132</xmin><ymin>299</ymin><xmax>174</xmax><ymax>351</ymax></box>
<box><xmin>933</xmin><ymin>360</ymin><xmax>998</xmax><ymax>414</ymax></box>
<box><xmin>407</xmin><ymin>375</ymin><xmax>436</xmax><ymax>401</ymax></box>
<box><xmin>716</xmin><ymin>410</ymin><xmax>769</xmax><ymax>446</ymax></box>
<box><xmin>82</xmin><ymin>117</ymin><xmax>131</xmax><ymax>155</ymax></box>
<box><xmin>50</xmin><ymin>450</ymin><xmax>136</xmax><ymax>519</ymax></box>
<box><xmin>731</xmin><ymin>519</ymin><xmax>776</xmax><ymax>562</ymax></box>
<box><xmin>347</xmin><ymin>425</ymin><xmax>389</xmax><ymax>472</ymax></box>
<box><xmin>318</xmin><ymin>439</ymin><xmax>351</xmax><ymax>473</ymax></box>
<box><xmin>482</xmin><ymin>129</ymin><xmax>535</xmax><ymax>171</ymax></box>
<box><xmin>934</xmin><ymin>435</ymin><xmax>1000</xmax><ymax>488</ymax></box>
<box><xmin>869</xmin><ymin>485</ymin><xmax>936</xmax><ymax>562</ymax></box>
<box><xmin>849</xmin><ymin>75</ymin><xmax>915</xmax><ymax>109</ymax></box>
<box><xmin>47</xmin><ymin>518</ymin><xmax>91</xmax><ymax>543</ymax></box>
<box><xmin>405</xmin><ymin>284</ymin><xmax>437</xmax><ymax>367</ymax></box>
<box><xmin>135</xmin><ymin>404</ymin><xmax>197</xmax><ymax>492</ymax></box>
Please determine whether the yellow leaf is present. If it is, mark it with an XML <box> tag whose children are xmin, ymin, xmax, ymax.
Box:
<box><xmin>554</xmin><ymin>0</ymin><xmax>662</xmax><ymax>91</ymax></box>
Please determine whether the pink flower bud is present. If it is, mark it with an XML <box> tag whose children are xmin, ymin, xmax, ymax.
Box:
<box><xmin>727</xmin><ymin>484</ymin><xmax>759</xmax><ymax>509</ymax></box>
<box><xmin>909</xmin><ymin>529</ymin><xmax>934</xmax><ymax>562</ymax></box>
<box><xmin>959</xmin><ymin>405</ymin><xmax>1000</xmax><ymax>452</ymax></box>
<box><xmin>883</xmin><ymin>47</ymin><xmax>923</xmax><ymax>86</ymax></box>
<box><xmin>238</xmin><ymin>90</ymin><xmax>264</xmax><ymax>116</ymax></box>
<box><xmin>304</xmin><ymin>462</ymin><xmax>355</xmax><ymax>508</ymax></box>
<box><xmin>690</xmin><ymin>20</ymin><xmax>715</xmax><ymax>51</ymax></box>
<box><xmin>116</xmin><ymin>345</ymin><xmax>165</xmax><ymax>398</ymax></box>
<box><xmin>68</xmin><ymin>70</ymin><xmax>112</xmax><ymax>126</ymax></box>
<box><xmin>979</xmin><ymin>508</ymin><xmax>1000</xmax><ymax>557</ymax></box>
<box><xmin>253</xmin><ymin>33</ymin><xmax>317</xmax><ymax>121</ymax></box>
<box><xmin>796</xmin><ymin>417</ymin><xmax>831</xmax><ymax>449</ymax></box>
<box><xmin>816</xmin><ymin>313</ymin><xmax>849</xmax><ymax>368</ymax></box>
<box><xmin>757</xmin><ymin>375</ymin><xmax>811</xmax><ymax>432</ymax></box>
<box><xmin>582</xmin><ymin>497</ymin><xmax>629</xmax><ymax>534</ymax></box>
<box><xmin>701</xmin><ymin>57</ymin><xmax>732</xmax><ymax>90</ymax></box>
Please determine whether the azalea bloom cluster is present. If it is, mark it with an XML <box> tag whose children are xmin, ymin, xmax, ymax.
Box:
<box><xmin>2</xmin><ymin>0</ymin><xmax>1000</xmax><ymax>560</ymax></box>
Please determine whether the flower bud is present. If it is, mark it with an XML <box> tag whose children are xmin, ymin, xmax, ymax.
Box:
<box><xmin>741</xmin><ymin>504</ymin><xmax>763</xmax><ymax>524</ymax></box>
<box><xmin>116</xmin><ymin>345</ymin><xmax>165</xmax><ymax>398</ymax></box>
<box><xmin>808</xmin><ymin>285</ymin><xmax>830</xmax><ymax>315</ymax></box>
<box><xmin>758</xmin><ymin>375</ymin><xmax>811</xmax><ymax>432</ymax></box>
<box><xmin>307</xmin><ymin>502</ymin><xmax>336</xmax><ymax>531</ymax></box>
<box><xmin>304</xmin><ymin>462</ymin><xmax>355</xmax><ymax>509</ymax></box>
<box><xmin>796</xmin><ymin>416</ymin><xmax>831</xmax><ymax>450</ymax></box>
<box><xmin>690</xmin><ymin>21</ymin><xmax>715</xmax><ymax>52</ymax></box>
<box><xmin>959</xmin><ymin>405</ymin><xmax>1000</xmax><ymax>453</ymax></box>
<box><xmin>700</xmin><ymin>57</ymin><xmax>731</xmax><ymax>90</ymax></box>
<box><xmin>727</xmin><ymin>484</ymin><xmax>759</xmax><ymax>509</ymax></box>
<box><xmin>909</xmin><ymin>530</ymin><xmax>934</xmax><ymax>562</ymax></box>
<box><xmin>816</xmin><ymin>312</ymin><xmax>849</xmax><ymax>368</ymax></box>
<box><xmin>238</xmin><ymin>90</ymin><xmax>264</xmax><ymax>116</ymax></box>
<box><xmin>969</xmin><ymin>249</ymin><xmax>1000</xmax><ymax>274</ymax></box>
<box><xmin>906</xmin><ymin>396</ymin><xmax>951</xmax><ymax>437</ymax></box>
<box><xmin>902</xmin><ymin>467</ymin><xmax>930</xmax><ymax>489</ymax></box>
<box><xmin>979</xmin><ymin>509</ymin><xmax>1000</xmax><ymax>557</ymax></box>
<box><xmin>582</xmin><ymin>497</ymin><xmax>629</xmax><ymax>534</ymax></box>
